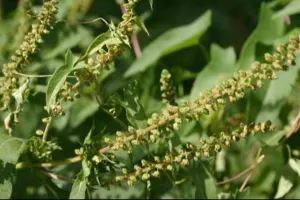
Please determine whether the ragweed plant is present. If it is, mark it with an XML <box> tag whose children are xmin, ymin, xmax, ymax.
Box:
<box><xmin>0</xmin><ymin>0</ymin><xmax>300</xmax><ymax>199</ymax></box>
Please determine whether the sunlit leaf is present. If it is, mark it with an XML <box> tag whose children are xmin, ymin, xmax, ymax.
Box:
<box><xmin>274</xmin><ymin>176</ymin><xmax>293</xmax><ymax>199</ymax></box>
<box><xmin>69</xmin><ymin>171</ymin><xmax>87</xmax><ymax>199</ymax></box>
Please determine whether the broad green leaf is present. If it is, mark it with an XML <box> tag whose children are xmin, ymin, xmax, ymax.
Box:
<box><xmin>289</xmin><ymin>158</ymin><xmax>300</xmax><ymax>177</ymax></box>
<box><xmin>46</xmin><ymin>49</ymin><xmax>76</xmax><ymax>112</ymax></box>
<box><xmin>0</xmin><ymin>133</ymin><xmax>26</xmax><ymax>199</ymax></box>
<box><xmin>191</xmin><ymin>161</ymin><xmax>218</xmax><ymax>199</ymax></box>
<box><xmin>125</xmin><ymin>10</ymin><xmax>212</xmax><ymax>77</ymax></box>
<box><xmin>69</xmin><ymin>171</ymin><xmax>87</xmax><ymax>199</ymax></box>
<box><xmin>237</xmin><ymin>3</ymin><xmax>285</xmax><ymax>122</ymax></box>
<box><xmin>237</xmin><ymin>3</ymin><xmax>285</xmax><ymax>70</ymax></box>
<box><xmin>274</xmin><ymin>175</ymin><xmax>293</xmax><ymax>199</ymax></box>
<box><xmin>190</xmin><ymin>44</ymin><xmax>236</xmax><ymax>100</ymax></box>
<box><xmin>273</xmin><ymin>0</ymin><xmax>300</xmax><ymax>18</ymax></box>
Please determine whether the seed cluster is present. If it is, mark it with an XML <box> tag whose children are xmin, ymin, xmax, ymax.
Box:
<box><xmin>86</xmin><ymin>0</ymin><xmax>137</xmax><ymax>75</ymax></box>
<box><xmin>114</xmin><ymin>121</ymin><xmax>275</xmax><ymax>186</ymax></box>
<box><xmin>101</xmin><ymin>35</ymin><xmax>299</xmax><ymax>166</ymax></box>
<box><xmin>0</xmin><ymin>0</ymin><xmax>59</xmax><ymax>111</ymax></box>
<box><xmin>160</xmin><ymin>69</ymin><xmax>176</xmax><ymax>105</ymax></box>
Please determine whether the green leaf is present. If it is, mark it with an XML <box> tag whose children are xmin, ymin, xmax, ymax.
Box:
<box><xmin>289</xmin><ymin>158</ymin><xmax>300</xmax><ymax>177</ymax></box>
<box><xmin>274</xmin><ymin>175</ymin><xmax>293</xmax><ymax>199</ymax></box>
<box><xmin>256</xmin><ymin>54</ymin><xmax>300</xmax><ymax>122</ymax></box>
<box><xmin>125</xmin><ymin>10</ymin><xmax>212</xmax><ymax>77</ymax></box>
<box><xmin>68</xmin><ymin>96</ymin><xmax>99</xmax><ymax>129</ymax></box>
<box><xmin>191</xmin><ymin>161</ymin><xmax>218</xmax><ymax>199</ymax></box>
<box><xmin>234</xmin><ymin>188</ymin><xmax>251</xmax><ymax>199</ymax></box>
<box><xmin>69</xmin><ymin>171</ymin><xmax>87</xmax><ymax>199</ymax></box>
<box><xmin>0</xmin><ymin>133</ymin><xmax>26</xmax><ymax>199</ymax></box>
<box><xmin>111</xmin><ymin>80</ymin><xmax>147</xmax><ymax>128</ymax></box>
<box><xmin>135</xmin><ymin>16</ymin><xmax>150</xmax><ymax>36</ymax></box>
<box><xmin>46</xmin><ymin>49</ymin><xmax>76</xmax><ymax>112</ymax></box>
<box><xmin>190</xmin><ymin>44</ymin><xmax>236</xmax><ymax>100</ymax></box>
<box><xmin>237</xmin><ymin>3</ymin><xmax>285</xmax><ymax>70</ymax></box>
<box><xmin>81</xmin><ymin>31</ymin><xmax>122</xmax><ymax>60</ymax></box>
<box><xmin>273</xmin><ymin>0</ymin><xmax>300</xmax><ymax>18</ymax></box>
<box><xmin>149</xmin><ymin>0</ymin><xmax>153</xmax><ymax>10</ymax></box>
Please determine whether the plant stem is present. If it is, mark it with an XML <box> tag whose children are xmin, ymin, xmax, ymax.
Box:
<box><xmin>283</xmin><ymin>109</ymin><xmax>300</xmax><ymax>142</ymax></box>
<box><xmin>42</xmin><ymin>117</ymin><xmax>53</xmax><ymax>143</ymax></box>
<box><xmin>40</xmin><ymin>169</ymin><xmax>75</xmax><ymax>183</ymax></box>
<box><xmin>120</xmin><ymin>0</ymin><xmax>142</xmax><ymax>58</ymax></box>
<box><xmin>14</xmin><ymin>71</ymin><xmax>76</xmax><ymax>78</ymax></box>
<box><xmin>16</xmin><ymin>155</ymin><xmax>82</xmax><ymax>169</ymax></box>
<box><xmin>217</xmin><ymin>155</ymin><xmax>265</xmax><ymax>185</ymax></box>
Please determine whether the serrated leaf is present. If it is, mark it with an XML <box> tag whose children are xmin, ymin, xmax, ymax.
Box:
<box><xmin>274</xmin><ymin>175</ymin><xmax>293</xmax><ymax>199</ymax></box>
<box><xmin>125</xmin><ymin>10</ymin><xmax>211</xmax><ymax>77</ymax></box>
<box><xmin>289</xmin><ymin>158</ymin><xmax>300</xmax><ymax>177</ymax></box>
<box><xmin>69</xmin><ymin>171</ymin><xmax>87</xmax><ymax>199</ymax></box>
<box><xmin>46</xmin><ymin>49</ymin><xmax>76</xmax><ymax>112</ymax></box>
<box><xmin>191</xmin><ymin>161</ymin><xmax>218</xmax><ymax>199</ymax></box>
<box><xmin>273</xmin><ymin>0</ymin><xmax>300</xmax><ymax>18</ymax></box>
<box><xmin>190</xmin><ymin>44</ymin><xmax>236</xmax><ymax>100</ymax></box>
<box><xmin>0</xmin><ymin>133</ymin><xmax>26</xmax><ymax>199</ymax></box>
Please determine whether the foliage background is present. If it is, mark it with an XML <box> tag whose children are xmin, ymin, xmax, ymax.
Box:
<box><xmin>0</xmin><ymin>0</ymin><xmax>300</xmax><ymax>199</ymax></box>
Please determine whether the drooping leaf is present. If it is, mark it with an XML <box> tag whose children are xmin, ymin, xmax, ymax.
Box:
<box><xmin>274</xmin><ymin>175</ymin><xmax>293</xmax><ymax>199</ymax></box>
<box><xmin>12</xmin><ymin>79</ymin><xmax>30</xmax><ymax>113</ymax></box>
<box><xmin>46</xmin><ymin>49</ymin><xmax>76</xmax><ymax>112</ymax></box>
<box><xmin>273</xmin><ymin>0</ymin><xmax>300</xmax><ymax>19</ymax></box>
<box><xmin>190</xmin><ymin>161</ymin><xmax>218</xmax><ymax>199</ymax></box>
<box><xmin>125</xmin><ymin>10</ymin><xmax>212</xmax><ymax>77</ymax></box>
<box><xmin>0</xmin><ymin>133</ymin><xmax>26</xmax><ymax>199</ymax></box>
<box><xmin>190</xmin><ymin>44</ymin><xmax>236</xmax><ymax>100</ymax></box>
<box><xmin>69</xmin><ymin>171</ymin><xmax>87</xmax><ymax>199</ymax></box>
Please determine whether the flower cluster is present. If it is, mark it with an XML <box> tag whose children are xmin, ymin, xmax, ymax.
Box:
<box><xmin>160</xmin><ymin>69</ymin><xmax>176</xmax><ymax>105</ymax></box>
<box><xmin>0</xmin><ymin>0</ymin><xmax>59</xmax><ymax>111</ymax></box>
<box><xmin>85</xmin><ymin>0</ymin><xmax>138</xmax><ymax>75</ymax></box>
<box><xmin>114</xmin><ymin>121</ymin><xmax>275</xmax><ymax>186</ymax></box>
<box><xmin>100</xmin><ymin>35</ymin><xmax>299</xmax><ymax>162</ymax></box>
